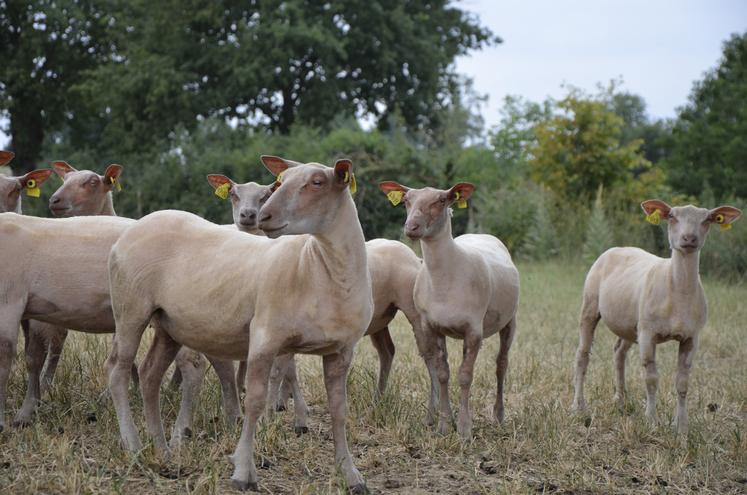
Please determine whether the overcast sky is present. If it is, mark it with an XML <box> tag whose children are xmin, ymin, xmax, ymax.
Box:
<box><xmin>455</xmin><ymin>0</ymin><xmax>747</xmax><ymax>128</ymax></box>
<box><xmin>1</xmin><ymin>1</ymin><xmax>745</xmax><ymax>148</ymax></box>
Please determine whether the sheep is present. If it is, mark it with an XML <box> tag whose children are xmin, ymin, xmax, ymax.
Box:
<box><xmin>106</xmin><ymin>157</ymin><xmax>372</xmax><ymax>491</ymax></box>
<box><xmin>378</xmin><ymin>181</ymin><xmax>520</xmax><ymax>440</ymax></box>
<box><xmin>572</xmin><ymin>200</ymin><xmax>742</xmax><ymax>434</ymax></box>
<box><xmin>206</xmin><ymin>174</ymin><xmax>309</xmax><ymax>432</ymax></box>
<box><xmin>1</xmin><ymin>161</ymin><xmax>240</xmax><ymax>438</ymax></box>
<box><xmin>211</xmin><ymin>172</ymin><xmax>437</xmax><ymax>425</ymax></box>
<box><xmin>0</xmin><ymin>151</ymin><xmax>54</xmax><ymax>213</ymax></box>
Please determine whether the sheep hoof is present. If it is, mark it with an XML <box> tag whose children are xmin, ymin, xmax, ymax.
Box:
<box><xmin>12</xmin><ymin>418</ymin><xmax>32</xmax><ymax>428</ymax></box>
<box><xmin>275</xmin><ymin>404</ymin><xmax>286</xmax><ymax>412</ymax></box>
<box><xmin>294</xmin><ymin>426</ymin><xmax>309</xmax><ymax>436</ymax></box>
<box><xmin>231</xmin><ymin>479</ymin><xmax>259</xmax><ymax>491</ymax></box>
<box><xmin>0</xmin><ymin>424</ymin><xmax>3</xmax><ymax>433</ymax></box>
<box><xmin>86</xmin><ymin>412</ymin><xmax>98</xmax><ymax>424</ymax></box>
<box><xmin>182</xmin><ymin>427</ymin><xmax>193</xmax><ymax>439</ymax></box>
<box><xmin>348</xmin><ymin>483</ymin><xmax>369</xmax><ymax>494</ymax></box>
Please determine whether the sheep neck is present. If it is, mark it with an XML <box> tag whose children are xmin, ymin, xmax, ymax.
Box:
<box><xmin>668</xmin><ymin>248</ymin><xmax>701</xmax><ymax>295</ymax></box>
<box><xmin>91</xmin><ymin>193</ymin><xmax>117</xmax><ymax>216</ymax></box>
<box><xmin>419</xmin><ymin>218</ymin><xmax>459</xmax><ymax>277</ymax></box>
<box><xmin>304</xmin><ymin>194</ymin><xmax>368</xmax><ymax>293</ymax></box>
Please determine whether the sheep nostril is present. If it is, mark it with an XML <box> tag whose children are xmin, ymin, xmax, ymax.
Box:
<box><xmin>248</xmin><ymin>212</ymin><xmax>257</xmax><ymax>220</ymax></box>
<box><xmin>260</xmin><ymin>213</ymin><xmax>272</xmax><ymax>223</ymax></box>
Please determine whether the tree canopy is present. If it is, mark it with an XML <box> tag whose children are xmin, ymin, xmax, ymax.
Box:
<box><xmin>666</xmin><ymin>32</ymin><xmax>747</xmax><ymax>199</ymax></box>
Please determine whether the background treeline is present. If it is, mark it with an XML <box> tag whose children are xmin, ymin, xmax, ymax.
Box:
<box><xmin>1</xmin><ymin>2</ymin><xmax>745</xmax><ymax>280</ymax></box>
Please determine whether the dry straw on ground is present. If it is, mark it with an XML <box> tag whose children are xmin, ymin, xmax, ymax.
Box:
<box><xmin>1</xmin><ymin>261</ymin><xmax>745</xmax><ymax>493</ymax></box>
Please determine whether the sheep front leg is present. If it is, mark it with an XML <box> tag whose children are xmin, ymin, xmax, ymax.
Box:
<box><xmin>457</xmin><ymin>331</ymin><xmax>482</xmax><ymax>441</ymax></box>
<box><xmin>140</xmin><ymin>326</ymin><xmax>181</xmax><ymax>454</ymax></box>
<box><xmin>15</xmin><ymin>321</ymin><xmax>46</xmax><ymax>426</ymax></box>
<box><xmin>0</xmin><ymin>304</ymin><xmax>24</xmax><ymax>433</ymax></box>
<box><xmin>674</xmin><ymin>337</ymin><xmax>697</xmax><ymax>435</ymax></box>
<box><xmin>639</xmin><ymin>333</ymin><xmax>659</xmax><ymax>423</ymax></box>
<box><xmin>411</xmin><ymin>319</ymin><xmax>440</xmax><ymax>426</ymax></box>
<box><xmin>369</xmin><ymin>327</ymin><xmax>395</xmax><ymax>396</ymax></box>
<box><xmin>613</xmin><ymin>338</ymin><xmax>633</xmax><ymax>408</ymax></box>
<box><xmin>323</xmin><ymin>348</ymin><xmax>366</xmax><ymax>493</ymax></box>
<box><xmin>230</xmin><ymin>345</ymin><xmax>276</xmax><ymax>491</ymax></box>
<box><xmin>494</xmin><ymin>318</ymin><xmax>516</xmax><ymax>424</ymax></box>
<box><xmin>431</xmin><ymin>331</ymin><xmax>453</xmax><ymax>435</ymax></box>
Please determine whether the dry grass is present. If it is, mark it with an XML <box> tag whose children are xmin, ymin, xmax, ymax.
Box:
<box><xmin>1</xmin><ymin>261</ymin><xmax>745</xmax><ymax>494</ymax></box>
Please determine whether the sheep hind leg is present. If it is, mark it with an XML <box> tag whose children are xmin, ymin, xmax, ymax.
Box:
<box><xmin>108</xmin><ymin>316</ymin><xmax>151</xmax><ymax>453</ymax></box>
<box><xmin>139</xmin><ymin>325</ymin><xmax>181</xmax><ymax>454</ymax></box>
<box><xmin>494</xmin><ymin>317</ymin><xmax>516</xmax><ymax>424</ymax></box>
<box><xmin>39</xmin><ymin>325</ymin><xmax>68</xmax><ymax>397</ymax></box>
<box><xmin>613</xmin><ymin>337</ymin><xmax>633</xmax><ymax>408</ymax></box>
<box><xmin>170</xmin><ymin>348</ymin><xmax>208</xmax><ymax>449</ymax></box>
<box><xmin>370</xmin><ymin>327</ymin><xmax>395</xmax><ymax>397</ymax></box>
<box><xmin>572</xmin><ymin>297</ymin><xmax>601</xmax><ymax>411</ymax></box>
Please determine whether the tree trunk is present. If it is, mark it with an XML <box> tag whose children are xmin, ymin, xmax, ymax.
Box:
<box><xmin>9</xmin><ymin>103</ymin><xmax>45</xmax><ymax>175</ymax></box>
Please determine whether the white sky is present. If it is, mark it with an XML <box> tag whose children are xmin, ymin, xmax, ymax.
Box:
<box><xmin>455</xmin><ymin>0</ymin><xmax>747</xmax><ymax>128</ymax></box>
<box><xmin>1</xmin><ymin>1</ymin><xmax>745</xmax><ymax>147</ymax></box>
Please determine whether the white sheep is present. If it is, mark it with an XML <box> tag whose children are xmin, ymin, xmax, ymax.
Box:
<box><xmin>379</xmin><ymin>181</ymin><xmax>520</xmax><ymax>440</ymax></box>
<box><xmin>106</xmin><ymin>157</ymin><xmax>372</xmax><ymax>492</ymax></box>
<box><xmin>572</xmin><ymin>200</ymin><xmax>742</xmax><ymax>434</ymax></box>
<box><xmin>209</xmin><ymin>173</ymin><xmax>438</xmax><ymax>424</ymax></box>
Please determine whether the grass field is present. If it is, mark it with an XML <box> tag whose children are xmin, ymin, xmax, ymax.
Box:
<box><xmin>1</xmin><ymin>261</ymin><xmax>745</xmax><ymax>494</ymax></box>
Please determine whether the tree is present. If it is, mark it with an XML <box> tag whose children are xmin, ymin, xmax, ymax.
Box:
<box><xmin>528</xmin><ymin>87</ymin><xmax>651</xmax><ymax>202</ymax></box>
<box><xmin>71</xmin><ymin>0</ymin><xmax>498</xmax><ymax>157</ymax></box>
<box><xmin>666</xmin><ymin>32</ymin><xmax>747</xmax><ymax>199</ymax></box>
<box><xmin>0</xmin><ymin>0</ymin><xmax>113</xmax><ymax>173</ymax></box>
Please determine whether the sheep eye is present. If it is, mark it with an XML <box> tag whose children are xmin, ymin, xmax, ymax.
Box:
<box><xmin>440</xmin><ymin>197</ymin><xmax>446</xmax><ymax>204</ymax></box>
<box><xmin>312</xmin><ymin>179</ymin><xmax>323</xmax><ymax>187</ymax></box>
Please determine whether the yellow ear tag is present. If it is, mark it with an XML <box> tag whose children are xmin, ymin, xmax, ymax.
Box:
<box><xmin>25</xmin><ymin>179</ymin><xmax>41</xmax><ymax>198</ymax></box>
<box><xmin>109</xmin><ymin>176</ymin><xmax>122</xmax><ymax>192</ymax></box>
<box><xmin>214</xmin><ymin>182</ymin><xmax>230</xmax><ymax>200</ymax></box>
<box><xmin>276</xmin><ymin>171</ymin><xmax>284</xmax><ymax>183</ymax></box>
<box><xmin>454</xmin><ymin>191</ymin><xmax>467</xmax><ymax>209</ymax></box>
<box><xmin>645</xmin><ymin>208</ymin><xmax>661</xmax><ymax>225</ymax></box>
<box><xmin>714</xmin><ymin>213</ymin><xmax>731</xmax><ymax>231</ymax></box>
<box><xmin>387</xmin><ymin>190</ymin><xmax>403</xmax><ymax>206</ymax></box>
<box><xmin>343</xmin><ymin>171</ymin><xmax>357</xmax><ymax>194</ymax></box>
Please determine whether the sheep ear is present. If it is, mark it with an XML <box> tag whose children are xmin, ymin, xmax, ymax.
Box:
<box><xmin>708</xmin><ymin>206</ymin><xmax>742</xmax><ymax>229</ymax></box>
<box><xmin>0</xmin><ymin>150</ymin><xmax>15</xmax><ymax>167</ymax></box>
<box><xmin>379</xmin><ymin>181</ymin><xmax>409</xmax><ymax>206</ymax></box>
<box><xmin>260</xmin><ymin>155</ymin><xmax>293</xmax><ymax>177</ymax></box>
<box><xmin>51</xmin><ymin>160</ymin><xmax>77</xmax><ymax>179</ymax></box>
<box><xmin>448</xmin><ymin>182</ymin><xmax>475</xmax><ymax>208</ymax></box>
<box><xmin>103</xmin><ymin>164</ymin><xmax>123</xmax><ymax>191</ymax></box>
<box><xmin>641</xmin><ymin>200</ymin><xmax>671</xmax><ymax>219</ymax></box>
<box><xmin>20</xmin><ymin>169</ymin><xmax>54</xmax><ymax>187</ymax></box>
<box><xmin>207</xmin><ymin>174</ymin><xmax>234</xmax><ymax>200</ymax></box>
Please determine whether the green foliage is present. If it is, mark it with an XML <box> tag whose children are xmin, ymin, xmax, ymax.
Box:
<box><xmin>666</xmin><ymin>32</ymin><xmax>747</xmax><ymax>200</ymax></box>
<box><xmin>0</xmin><ymin>0</ymin><xmax>114</xmax><ymax>172</ymax></box>
<box><xmin>581</xmin><ymin>187</ymin><xmax>613</xmax><ymax>265</ymax></box>
<box><xmin>529</xmin><ymin>87</ymin><xmax>652</xmax><ymax>202</ymax></box>
<box><xmin>521</xmin><ymin>189</ymin><xmax>558</xmax><ymax>261</ymax></box>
